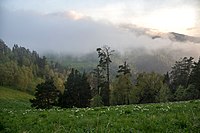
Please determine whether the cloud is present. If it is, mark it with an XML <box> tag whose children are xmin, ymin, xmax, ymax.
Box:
<box><xmin>0</xmin><ymin>8</ymin><xmax>199</xmax><ymax>59</ymax></box>
<box><xmin>120</xmin><ymin>24</ymin><xmax>200</xmax><ymax>43</ymax></box>
<box><xmin>0</xmin><ymin>9</ymin><xmax>141</xmax><ymax>54</ymax></box>
<box><xmin>49</xmin><ymin>10</ymin><xmax>86</xmax><ymax>20</ymax></box>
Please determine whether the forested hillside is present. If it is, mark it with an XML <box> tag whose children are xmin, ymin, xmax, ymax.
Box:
<box><xmin>1</xmin><ymin>39</ymin><xmax>200</xmax><ymax>109</ymax></box>
<box><xmin>0</xmin><ymin>39</ymin><xmax>68</xmax><ymax>94</ymax></box>
<box><xmin>0</xmin><ymin>38</ymin><xmax>174</xmax><ymax>95</ymax></box>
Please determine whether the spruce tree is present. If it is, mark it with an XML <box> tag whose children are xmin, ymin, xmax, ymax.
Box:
<box><xmin>79</xmin><ymin>72</ymin><xmax>92</xmax><ymax>107</ymax></box>
<box><xmin>170</xmin><ymin>57</ymin><xmax>194</xmax><ymax>91</ymax></box>
<box><xmin>30</xmin><ymin>78</ymin><xmax>60</xmax><ymax>109</ymax></box>
<box><xmin>60</xmin><ymin>68</ymin><xmax>78</xmax><ymax>108</ymax></box>
<box><xmin>60</xmin><ymin>69</ymin><xmax>91</xmax><ymax>108</ymax></box>
<box><xmin>111</xmin><ymin>61</ymin><xmax>132</xmax><ymax>105</ymax></box>
<box><xmin>188</xmin><ymin>57</ymin><xmax>200</xmax><ymax>99</ymax></box>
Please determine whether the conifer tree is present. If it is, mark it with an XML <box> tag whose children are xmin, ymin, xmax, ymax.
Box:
<box><xmin>170</xmin><ymin>57</ymin><xmax>194</xmax><ymax>91</ymax></box>
<box><xmin>188</xmin><ymin>57</ymin><xmax>200</xmax><ymax>99</ymax></box>
<box><xmin>60</xmin><ymin>69</ymin><xmax>91</xmax><ymax>108</ymax></box>
<box><xmin>30</xmin><ymin>78</ymin><xmax>60</xmax><ymax>109</ymax></box>
<box><xmin>96</xmin><ymin>46</ymin><xmax>114</xmax><ymax>106</ymax></box>
<box><xmin>79</xmin><ymin>72</ymin><xmax>92</xmax><ymax>107</ymax></box>
<box><xmin>111</xmin><ymin>61</ymin><xmax>132</xmax><ymax>105</ymax></box>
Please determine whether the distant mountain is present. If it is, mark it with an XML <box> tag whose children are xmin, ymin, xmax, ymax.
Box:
<box><xmin>152</xmin><ymin>32</ymin><xmax>200</xmax><ymax>43</ymax></box>
<box><xmin>120</xmin><ymin>24</ymin><xmax>200</xmax><ymax>44</ymax></box>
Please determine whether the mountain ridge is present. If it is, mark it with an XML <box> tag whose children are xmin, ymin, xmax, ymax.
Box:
<box><xmin>152</xmin><ymin>32</ymin><xmax>200</xmax><ymax>43</ymax></box>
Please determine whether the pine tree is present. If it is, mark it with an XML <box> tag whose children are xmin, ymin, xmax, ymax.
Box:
<box><xmin>111</xmin><ymin>61</ymin><xmax>132</xmax><ymax>105</ymax></box>
<box><xmin>188</xmin><ymin>57</ymin><xmax>200</xmax><ymax>99</ymax></box>
<box><xmin>92</xmin><ymin>66</ymin><xmax>105</xmax><ymax>96</ymax></box>
<box><xmin>90</xmin><ymin>66</ymin><xmax>105</xmax><ymax>107</ymax></box>
<box><xmin>59</xmin><ymin>69</ymin><xmax>92</xmax><ymax>108</ymax></box>
<box><xmin>170</xmin><ymin>57</ymin><xmax>194</xmax><ymax>91</ymax></box>
<box><xmin>117</xmin><ymin>61</ymin><xmax>131</xmax><ymax>76</ymax></box>
<box><xmin>79</xmin><ymin>72</ymin><xmax>92</xmax><ymax>107</ymax></box>
<box><xmin>60</xmin><ymin>68</ymin><xmax>77</xmax><ymax>108</ymax></box>
<box><xmin>96</xmin><ymin>46</ymin><xmax>114</xmax><ymax>106</ymax></box>
<box><xmin>30</xmin><ymin>78</ymin><xmax>60</xmax><ymax>109</ymax></box>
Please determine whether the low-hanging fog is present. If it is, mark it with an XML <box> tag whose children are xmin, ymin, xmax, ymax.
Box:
<box><xmin>0</xmin><ymin>7</ymin><xmax>200</xmax><ymax>57</ymax></box>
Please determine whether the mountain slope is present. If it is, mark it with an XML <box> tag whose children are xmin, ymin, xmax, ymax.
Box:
<box><xmin>152</xmin><ymin>32</ymin><xmax>200</xmax><ymax>43</ymax></box>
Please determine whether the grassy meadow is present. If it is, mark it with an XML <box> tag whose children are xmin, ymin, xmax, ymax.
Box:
<box><xmin>0</xmin><ymin>86</ymin><xmax>200</xmax><ymax>133</ymax></box>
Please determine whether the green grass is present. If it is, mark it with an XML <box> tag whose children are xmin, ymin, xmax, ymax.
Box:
<box><xmin>0</xmin><ymin>86</ymin><xmax>34</xmax><ymax>101</ymax></box>
<box><xmin>0</xmin><ymin>86</ymin><xmax>200</xmax><ymax>132</ymax></box>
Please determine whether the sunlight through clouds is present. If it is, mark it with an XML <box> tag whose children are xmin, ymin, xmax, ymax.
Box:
<box><xmin>141</xmin><ymin>7</ymin><xmax>196</xmax><ymax>34</ymax></box>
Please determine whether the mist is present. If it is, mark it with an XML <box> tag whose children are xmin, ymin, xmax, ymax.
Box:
<box><xmin>0</xmin><ymin>8</ymin><xmax>200</xmax><ymax>59</ymax></box>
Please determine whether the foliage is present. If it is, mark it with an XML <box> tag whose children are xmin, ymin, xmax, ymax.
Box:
<box><xmin>156</xmin><ymin>84</ymin><xmax>171</xmax><ymax>102</ymax></box>
<box><xmin>117</xmin><ymin>61</ymin><xmax>131</xmax><ymax>76</ymax></box>
<box><xmin>90</xmin><ymin>94</ymin><xmax>103</xmax><ymax>107</ymax></box>
<box><xmin>90</xmin><ymin>66</ymin><xmax>105</xmax><ymax>96</ymax></box>
<box><xmin>184</xmin><ymin>84</ymin><xmax>199</xmax><ymax>100</ymax></box>
<box><xmin>96</xmin><ymin>46</ymin><xmax>114</xmax><ymax>106</ymax></box>
<box><xmin>111</xmin><ymin>61</ymin><xmax>132</xmax><ymax>105</ymax></box>
<box><xmin>170</xmin><ymin>57</ymin><xmax>194</xmax><ymax>90</ymax></box>
<box><xmin>131</xmin><ymin>72</ymin><xmax>164</xmax><ymax>104</ymax></box>
<box><xmin>111</xmin><ymin>74</ymin><xmax>133</xmax><ymax>105</ymax></box>
<box><xmin>30</xmin><ymin>78</ymin><xmax>60</xmax><ymax>109</ymax></box>
<box><xmin>174</xmin><ymin>85</ymin><xmax>186</xmax><ymax>101</ymax></box>
<box><xmin>175</xmin><ymin>85</ymin><xmax>199</xmax><ymax>101</ymax></box>
<box><xmin>0</xmin><ymin>39</ymin><xmax>67</xmax><ymax>93</ymax></box>
<box><xmin>59</xmin><ymin>69</ymin><xmax>92</xmax><ymax>108</ymax></box>
<box><xmin>188</xmin><ymin>57</ymin><xmax>200</xmax><ymax>99</ymax></box>
<box><xmin>1</xmin><ymin>38</ymin><xmax>200</xmax><ymax>108</ymax></box>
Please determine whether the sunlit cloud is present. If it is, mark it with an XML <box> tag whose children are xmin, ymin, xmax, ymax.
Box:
<box><xmin>81</xmin><ymin>4</ymin><xmax>198</xmax><ymax>36</ymax></box>
<box><xmin>67</xmin><ymin>10</ymin><xmax>85</xmax><ymax>20</ymax></box>
<box><xmin>48</xmin><ymin>10</ymin><xmax>86</xmax><ymax>20</ymax></box>
<box><xmin>0</xmin><ymin>0</ymin><xmax>199</xmax><ymax>56</ymax></box>
<box><xmin>140</xmin><ymin>7</ymin><xmax>196</xmax><ymax>34</ymax></box>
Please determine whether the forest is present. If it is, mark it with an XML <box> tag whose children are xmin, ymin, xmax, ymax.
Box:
<box><xmin>0</xmin><ymin>39</ymin><xmax>200</xmax><ymax>109</ymax></box>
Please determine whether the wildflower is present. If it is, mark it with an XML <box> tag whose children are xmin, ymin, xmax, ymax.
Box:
<box><xmin>143</xmin><ymin>108</ymin><xmax>149</xmax><ymax>111</ymax></box>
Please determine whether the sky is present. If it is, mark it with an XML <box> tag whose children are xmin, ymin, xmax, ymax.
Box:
<box><xmin>0</xmin><ymin>0</ymin><xmax>200</xmax><ymax>54</ymax></box>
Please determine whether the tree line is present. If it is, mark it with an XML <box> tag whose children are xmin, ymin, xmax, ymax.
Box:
<box><xmin>0</xmin><ymin>39</ymin><xmax>199</xmax><ymax>109</ymax></box>
<box><xmin>29</xmin><ymin>45</ymin><xmax>200</xmax><ymax>109</ymax></box>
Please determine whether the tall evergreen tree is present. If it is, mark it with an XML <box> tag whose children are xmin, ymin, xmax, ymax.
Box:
<box><xmin>111</xmin><ymin>61</ymin><xmax>132</xmax><ymax>105</ymax></box>
<box><xmin>96</xmin><ymin>46</ymin><xmax>114</xmax><ymax>106</ymax></box>
<box><xmin>59</xmin><ymin>69</ymin><xmax>91</xmax><ymax>108</ymax></box>
<box><xmin>92</xmin><ymin>66</ymin><xmax>105</xmax><ymax>96</ymax></box>
<box><xmin>117</xmin><ymin>61</ymin><xmax>131</xmax><ymax>76</ymax></box>
<box><xmin>90</xmin><ymin>66</ymin><xmax>104</xmax><ymax>107</ymax></box>
<box><xmin>163</xmin><ymin>72</ymin><xmax>170</xmax><ymax>86</ymax></box>
<box><xmin>79</xmin><ymin>72</ymin><xmax>92</xmax><ymax>107</ymax></box>
<box><xmin>188</xmin><ymin>57</ymin><xmax>200</xmax><ymax>99</ymax></box>
<box><xmin>30</xmin><ymin>78</ymin><xmax>60</xmax><ymax>109</ymax></box>
<box><xmin>170</xmin><ymin>57</ymin><xmax>194</xmax><ymax>91</ymax></box>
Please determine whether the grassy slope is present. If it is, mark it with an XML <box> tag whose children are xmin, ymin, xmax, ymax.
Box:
<box><xmin>0</xmin><ymin>86</ymin><xmax>33</xmax><ymax>101</ymax></box>
<box><xmin>0</xmin><ymin>86</ymin><xmax>200</xmax><ymax>133</ymax></box>
<box><xmin>0</xmin><ymin>86</ymin><xmax>33</xmax><ymax>111</ymax></box>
